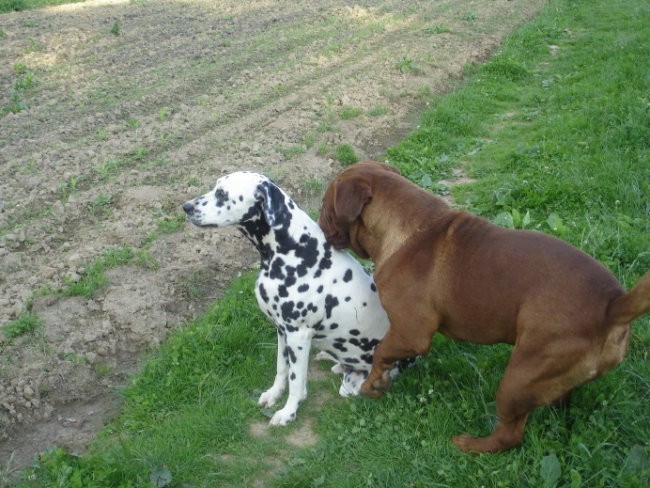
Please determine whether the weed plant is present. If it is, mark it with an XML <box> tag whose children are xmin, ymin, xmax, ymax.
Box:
<box><xmin>1</xmin><ymin>63</ymin><xmax>36</xmax><ymax>116</ymax></box>
<box><xmin>333</xmin><ymin>143</ymin><xmax>358</xmax><ymax>165</ymax></box>
<box><xmin>339</xmin><ymin>106</ymin><xmax>363</xmax><ymax>120</ymax></box>
<box><xmin>1</xmin><ymin>313</ymin><xmax>42</xmax><ymax>340</ymax></box>
<box><xmin>16</xmin><ymin>1</ymin><xmax>649</xmax><ymax>487</ymax></box>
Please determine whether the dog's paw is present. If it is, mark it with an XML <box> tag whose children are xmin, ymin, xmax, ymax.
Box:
<box><xmin>330</xmin><ymin>363</ymin><xmax>344</xmax><ymax>374</ymax></box>
<box><xmin>452</xmin><ymin>433</ymin><xmax>505</xmax><ymax>453</ymax></box>
<box><xmin>315</xmin><ymin>351</ymin><xmax>335</xmax><ymax>362</ymax></box>
<box><xmin>269</xmin><ymin>407</ymin><xmax>296</xmax><ymax>426</ymax></box>
<box><xmin>360</xmin><ymin>381</ymin><xmax>384</xmax><ymax>399</ymax></box>
<box><xmin>338</xmin><ymin>383</ymin><xmax>353</xmax><ymax>397</ymax></box>
<box><xmin>258</xmin><ymin>388</ymin><xmax>282</xmax><ymax>408</ymax></box>
<box><xmin>373</xmin><ymin>370</ymin><xmax>393</xmax><ymax>392</ymax></box>
<box><xmin>315</xmin><ymin>351</ymin><xmax>344</xmax><ymax>373</ymax></box>
<box><xmin>340</xmin><ymin>370</ymin><xmax>367</xmax><ymax>397</ymax></box>
<box><xmin>452</xmin><ymin>434</ymin><xmax>475</xmax><ymax>452</ymax></box>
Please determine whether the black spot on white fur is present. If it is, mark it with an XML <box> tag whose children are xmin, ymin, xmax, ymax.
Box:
<box><xmin>215</xmin><ymin>188</ymin><xmax>229</xmax><ymax>207</ymax></box>
<box><xmin>343</xmin><ymin>269</ymin><xmax>353</xmax><ymax>282</ymax></box>
<box><xmin>324</xmin><ymin>294</ymin><xmax>339</xmax><ymax>319</ymax></box>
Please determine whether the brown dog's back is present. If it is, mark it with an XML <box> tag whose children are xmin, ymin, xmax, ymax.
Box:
<box><xmin>378</xmin><ymin>207</ymin><xmax>628</xmax><ymax>345</ymax></box>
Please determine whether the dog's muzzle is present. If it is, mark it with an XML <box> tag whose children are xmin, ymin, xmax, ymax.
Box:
<box><xmin>182</xmin><ymin>201</ymin><xmax>195</xmax><ymax>215</ymax></box>
<box><xmin>182</xmin><ymin>201</ymin><xmax>206</xmax><ymax>226</ymax></box>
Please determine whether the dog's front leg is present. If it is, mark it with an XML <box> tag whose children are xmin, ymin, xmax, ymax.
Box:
<box><xmin>258</xmin><ymin>330</ymin><xmax>289</xmax><ymax>408</ymax></box>
<box><xmin>361</xmin><ymin>350</ymin><xmax>396</xmax><ymax>398</ymax></box>
<box><xmin>269</xmin><ymin>328</ymin><xmax>313</xmax><ymax>426</ymax></box>
<box><xmin>361</xmin><ymin>324</ymin><xmax>433</xmax><ymax>398</ymax></box>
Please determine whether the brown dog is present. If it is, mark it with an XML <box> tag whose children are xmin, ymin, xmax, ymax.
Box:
<box><xmin>318</xmin><ymin>161</ymin><xmax>650</xmax><ymax>453</ymax></box>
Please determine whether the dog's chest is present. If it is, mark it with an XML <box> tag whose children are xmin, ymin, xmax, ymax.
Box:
<box><xmin>254</xmin><ymin>253</ymin><xmax>326</xmax><ymax>330</ymax></box>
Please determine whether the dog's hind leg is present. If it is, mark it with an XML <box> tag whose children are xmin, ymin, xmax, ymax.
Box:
<box><xmin>453</xmin><ymin>389</ymin><xmax>531</xmax><ymax>454</ymax></box>
<box><xmin>453</xmin><ymin>339</ymin><xmax>591</xmax><ymax>453</ymax></box>
<box><xmin>452</xmin><ymin>344</ymin><xmax>536</xmax><ymax>452</ymax></box>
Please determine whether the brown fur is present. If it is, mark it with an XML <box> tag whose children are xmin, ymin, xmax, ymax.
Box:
<box><xmin>318</xmin><ymin>161</ymin><xmax>650</xmax><ymax>453</ymax></box>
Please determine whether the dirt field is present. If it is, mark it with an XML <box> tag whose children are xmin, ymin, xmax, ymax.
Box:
<box><xmin>0</xmin><ymin>0</ymin><xmax>544</xmax><ymax>469</ymax></box>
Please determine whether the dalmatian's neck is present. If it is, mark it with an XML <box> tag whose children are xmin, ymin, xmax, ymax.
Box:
<box><xmin>238</xmin><ymin>189</ymin><xmax>323</xmax><ymax>273</ymax></box>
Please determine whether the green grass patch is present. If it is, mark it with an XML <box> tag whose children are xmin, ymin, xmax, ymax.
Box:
<box><xmin>156</xmin><ymin>212</ymin><xmax>186</xmax><ymax>234</ymax></box>
<box><xmin>333</xmin><ymin>143</ymin><xmax>358</xmax><ymax>165</ymax></box>
<box><xmin>179</xmin><ymin>269</ymin><xmax>216</xmax><ymax>302</ymax></box>
<box><xmin>1</xmin><ymin>313</ymin><xmax>42</xmax><ymax>340</ymax></box>
<box><xmin>395</xmin><ymin>57</ymin><xmax>421</xmax><ymax>75</ymax></box>
<box><xmin>15</xmin><ymin>0</ymin><xmax>650</xmax><ymax>487</ymax></box>
<box><xmin>339</xmin><ymin>106</ymin><xmax>363</xmax><ymax>120</ymax></box>
<box><xmin>387</xmin><ymin>0</ymin><xmax>649</xmax><ymax>278</ymax></box>
<box><xmin>110</xmin><ymin>19</ymin><xmax>120</xmax><ymax>37</ymax></box>
<box><xmin>423</xmin><ymin>24</ymin><xmax>452</xmax><ymax>35</ymax></box>
<box><xmin>367</xmin><ymin>105</ymin><xmax>389</xmax><ymax>117</ymax></box>
<box><xmin>1</xmin><ymin>63</ymin><xmax>38</xmax><ymax>116</ymax></box>
<box><xmin>97</xmin><ymin>147</ymin><xmax>151</xmax><ymax>180</ymax></box>
<box><xmin>62</xmin><ymin>247</ymin><xmax>158</xmax><ymax>299</ymax></box>
<box><xmin>278</xmin><ymin>144</ymin><xmax>306</xmax><ymax>160</ymax></box>
<box><xmin>0</xmin><ymin>0</ymin><xmax>85</xmax><ymax>13</ymax></box>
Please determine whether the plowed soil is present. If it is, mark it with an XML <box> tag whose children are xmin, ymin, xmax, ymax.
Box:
<box><xmin>0</xmin><ymin>0</ymin><xmax>544</xmax><ymax>469</ymax></box>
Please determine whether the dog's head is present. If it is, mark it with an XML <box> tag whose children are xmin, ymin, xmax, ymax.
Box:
<box><xmin>183</xmin><ymin>171</ymin><xmax>289</xmax><ymax>230</ymax></box>
<box><xmin>318</xmin><ymin>161</ymin><xmax>400</xmax><ymax>258</ymax></box>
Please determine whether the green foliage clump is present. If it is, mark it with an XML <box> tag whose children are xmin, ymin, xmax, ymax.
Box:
<box><xmin>334</xmin><ymin>144</ymin><xmax>359</xmax><ymax>165</ymax></box>
<box><xmin>2</xmin><ymin>313</ymin><xmax>41</xmax><ymax>339</ymax></box>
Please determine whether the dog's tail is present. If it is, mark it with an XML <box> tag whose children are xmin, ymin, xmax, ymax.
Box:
<box><xmin>607</xmin><ymin>270</ymin><xmax>650</xmax><ymax>324</ymax></box>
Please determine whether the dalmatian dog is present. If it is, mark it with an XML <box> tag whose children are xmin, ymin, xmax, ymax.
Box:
<box><xmin>182</xmin><ymin>172</ymin><xmax>397</xmax><ymax>425</ymax></box>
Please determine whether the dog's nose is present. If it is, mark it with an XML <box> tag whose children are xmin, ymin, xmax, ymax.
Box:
<box><xmin>182</xmin><ymin>202</ymin><xmax>195</xmax><ymax>214</ymax></box>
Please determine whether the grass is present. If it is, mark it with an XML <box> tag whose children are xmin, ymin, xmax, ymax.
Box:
<box><xmin>423</xmin><ymin>24</ymin><xmax>452</xmax><ymax>35</ymax></box>
<box><xmin>62</xmin><ymin>246</ymin><xmax>158</xmax><ymax>299</ymax></box>
<box><xmin>96</xmin><ymin>147</ymin><xmax>151</xmax><ymax>180</ymax></box>
<box><xmin>367</xmin><ymin>105</ymin><xmax>389</xmax><ymax>117</ymax></box>
<box><xmin>339</xmin><ymin>106</ymin><xmax>363</xmax><ymax>120</ymax></box>
<box><xmin>395</xmin><ymin>57</ymin><xmax>420</xmax><ymax>75</ymax></box>
<box><xmin>333</xmin><ymin>143</ymin><xmax>359</xmax><ymax>165</ymax></box>
<box><xmin>0</xmin><ymin>0</ymin><xmax>84</xmax><ymax>13</ymax></box>
<box><xmin>156</xmin><ymin>212</ymin><xmax>186</xmax><ymax>234</ymax></box>
<box><xmin>1</xmin><ymin>313</ymin><xmax>42</xmax><ymax>340</ymax></box>
<box><xmin>1</xmin><ymin>63</ymin><xmax>37</xmax><ymax>116</ymax></box>
<box><xmin>12</xmin><ymin>0</ymin><xmax>650</xmax><ymax>487</ymax></box>
<box><xmin>110</xmin><ymin>19</ymin><xmax>120</xmax><ymax>37</ymax></box>
<box><xmin>387</xmin><ymin>0</ymin><xmax>649</xmax><ymax>279</ymax></box>
<box><xmin>179</xmin><ymin>269</ymin><xmax>217</xmax><ymax>302</ymax></box>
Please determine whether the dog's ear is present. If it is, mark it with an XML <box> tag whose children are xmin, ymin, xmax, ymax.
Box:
<box><xmin>255</xmin><ymin>180</ymin><xmax>286</xmax><ymax>227</ymax></box>
<box><xmin>334</xmin><ymin>176</ymin><xmax>372</xmax><ymax>224</ymax></box>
